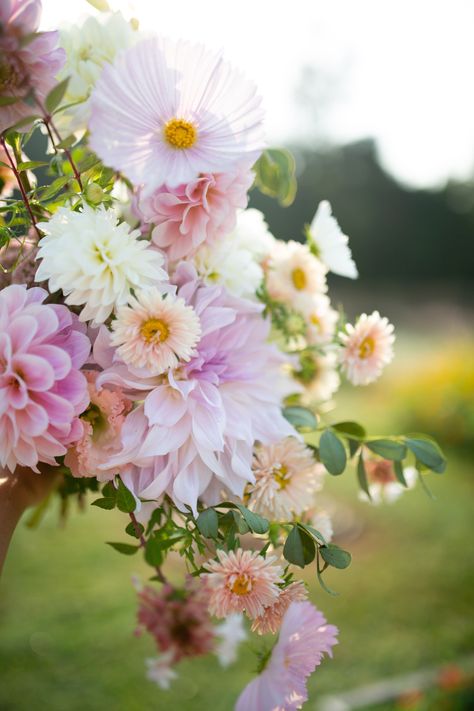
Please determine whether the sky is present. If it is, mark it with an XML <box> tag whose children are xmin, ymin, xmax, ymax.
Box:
<box><xmin>41</xmin><ymin>0</ymin><xmax>474</xmax><ymax>189</ymax></box>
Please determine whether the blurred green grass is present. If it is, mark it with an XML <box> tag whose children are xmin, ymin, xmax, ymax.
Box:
<box><xmin>0</xmin><ymin>332</ymin><xmax>473</xmax><ymax>711</ymax></box>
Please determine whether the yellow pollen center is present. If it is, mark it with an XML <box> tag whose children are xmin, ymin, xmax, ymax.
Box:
<box><xmin>358</xmin><ymin>336</ymin><xmax>375</xmax><ymax>359</ymax></box>
<box><xmin>310</xmin><ymin>314</ymin><xmax>321</xmax><ymax>328</ymax></box>
<box><xmin>230</xmin><ymin>574</ymin><xmax>252</xmax><ymax>596</ymax></box>
<box><xmin>140</xmin><ymin>318</ymin><xmax>169</xmax><ymax>343</ymax></box>
<box><xmin>291</xmin><ymin>267</ymin><xmax>307</xmax><ymax>290</ymax></box>
<box><xmin>273</xmin><ymin>464</ymin><xmax>289</xmax><ymax>489</ymax></box>
<box><xmin>164</xmin><ymin>118</ymin><xmax>197</xmax><ymax>149</ymax></box>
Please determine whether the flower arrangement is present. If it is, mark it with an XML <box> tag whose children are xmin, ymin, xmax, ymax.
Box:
<box><xmin>0</xmin><ymin>2</ymin><xmax>447</xmax><ymax>709</ymax></box>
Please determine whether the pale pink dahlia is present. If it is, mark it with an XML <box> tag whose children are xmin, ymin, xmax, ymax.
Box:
<box><xmin>95</xmin><ymin>263</ymin><xmax>296</xmax><ymax>513</ymax></box>
<box><xmin>110</xmin><ymin>288</ymin><xmax>201</xmax><ymax>376</ymax></box>
<box><xmin>251</xmin><ymin>581</ymin><xmax>308</xmax><ymax>635</ymax></box>
<box><xmin>247</xmin><ymin>438</ymin><xmax>324</xmax><ymax>521</ymax></box>
<box><xmin>136</xmin><ymin>578</ymin><xmax>215</xmax><ymax>663</ymax></box>
<box><xmin>136</xmin><ymin>166</ymin><xmax>254</xmax><ymax>262</ymax></box>
<box><xmin>236</xmin><ymin>601</ymin><xmax>338</xmax><ymax>711</ymax></box>
<box><xmin>204</xmin><ymin>549</ymin><xmax>283</xmax><ymax>620</ymax></box>
<box><xmin>0</xmin><ymin>0</ymin><xmax>65</xmax><ymax>131</ymax></box>
<box><xmin>89</xmin><ymin>36</ymin><xmax>264</xmax><ymax>192</ymax></box>
<box><xmin>64</xmin><ymin>371</ymin><xmax>132</xmax><ymax>480</ymax></box>
<box><xmin>0</xmin><ymin>284</ymin><xmax>90</xmax><ymax>472</ymax></box>
<box><xmin>339</xmin><ymin>311</ymin><xmax>395</xmax><ymax>385</ymax></box>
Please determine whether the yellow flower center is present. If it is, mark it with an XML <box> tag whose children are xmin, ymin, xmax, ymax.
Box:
<box><xmin>310</xmin><ymin>314</ymin><xmax>320</xmax><ymax>328</ymax></box>
<box><xmin>163</xmin><ymin>118</ymin><xmax>197</xmax><ymax>149</ymax></box>
<box><xmin>140</xmin><ymin>318</ymin><xmax>170</xmax><ymax>343</ymax></box>
<box><xmin>358</xmin><ymin>336</ymin><xmax>375</xmax><ymax>359</ymax></box>
<box><xmin>273</xmin><ymin>464</ymin><xmax>289</xmax><ymax>490</ymax></box>
<box><xmin>230</xmin><ymin>574</ymin><xmax>252</xmax><ymax>596</ymax></box>
<box><xmin>291</xmin><ymin>267</ymin><xmax>307</xmax><ymax>290</ymax></box>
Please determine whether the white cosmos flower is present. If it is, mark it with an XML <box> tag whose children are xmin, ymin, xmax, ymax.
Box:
<box><xmin>56</xmin><ymin>12</ymin><xmax>140</xmax><ymax>134</ymax></box>
<box><xmin>36</xmin><ymin>205</ymin><xmax>167</xmax><ymax>325</ymax></box>
<box><xmin>308</xmin><ymin>200</ymin><xmax>358</xmax><ymax>279</ymax></box>
<box><xmin>214</xmin><ymin>614</ymin><xmax>248</xmax><ymax>668</ymax></box>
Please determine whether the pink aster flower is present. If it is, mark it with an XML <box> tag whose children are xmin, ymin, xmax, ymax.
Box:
<box><xmin>204</xmin><ymin>548</ymin><xmax>283</xmax><ymax>620</ymax></box>
<box><xmin>339</xmin><ymin>311</ymin><xmax>395</xmax><ymax>386</ymax></box>
<box><xmin>64</xmin><ymin>370</ymin><xmax>132</xmax><ymax>480</ymax></box>
<box><xmin>110</xmin><ymin>288</ymin><xmax>201</xmax><ymax>376</ymax></box>
<box><xmin>361</xmin><ymin>458</ymin><xmax>417</xmax><ymax>504</ymax></box>
<box><xmin>236</xmin><ymin>601</ymin><xmax>338</xmax><ymax>711</ymax></box>
<box><xmin>251</xmin><ymin>581</ymin><xmax>308</xmax><ymax>636</ymax></box>
<box><xmin>136</xmin><ymin>578</ymin><xmax>215</xmax><ymax>663</ymax></box>
<box><xmin>95</xmin><ymin>263</ymin><xmax>296</xmax><ymax>513</ymax></box>
<box><xmin>89</xmin><ymin>36</ymin><xmax>264</xmax><ymax>192</ymax></box>
<box><xmin>136</xmin><ymin>166</ymin><xmax>254</xmax><ymax>262</ymax></box>
<box><xmin>0</xmin><ymin>284</ymin><xmax>90</xmax><ymax>472</ymax></box>
<box><xmin>0</xmin><ymin>0</ymin><xmax>65</xmax><ymax>132</ymax></box>
<box><xmin>266</xmin><ymin>240</ymin><xmax>327</xmax><ymax>304</ymax></box>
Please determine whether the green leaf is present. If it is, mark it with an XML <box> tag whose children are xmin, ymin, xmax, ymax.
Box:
<box><xmin>332</xmin><ymin>421</ymin><xmax>366</xmax><ymax>440</ymax></box>
<box><xmin>253</xmin><ymin>148</ymin><xmax>297</xmax><ymax>207</ymax></box>
<box><xmin>91</xmin><ymin>497</ymin><xmax>116</xmax><ymax>510</ymax></box>
<box><xmin>283</xmin><ymin>525</ymin><xmax>316</xmax><ymax>568</ymax></box>
<box><xmin>106</xmin><ymin>541</ymin><xmax>139</xmax><ymax>555</ymax></box>
<box><xmin>232</xmin><ymin>510</ymin><xmax>250</xmax><ymax>535</ymax></box>
<box><xmin>283</xmin><ymin>405</ymin><xmax>318</xmax><ymax>430</ymax></box>
<box><xmin>116</xmin><ymin>477</ymin><xmax>136</xmax><ymax>513</ymax></box>
<box><xmin>348</xmin><ymin>438</ymin><xmax>361</xmax><ymax>458</ymax></box>
<box><xmin>56</xmin><ymin>134</ymin><xmax>77</xmax><ymax>150</ymax></box>
<box><xmin>319</xmin><ymin>429</ymin><xmax>347</xmax><ymax>475</ymax></box>
<box><xmin>16</xmin><ymin>160</ymin><xmax>48</xmax><ymax>171</ymax></box>
<box><xmin>366</xmin><ymin>438</ymin><xmax>407</xmax><ymax>461</ymax></box>
<box><xmin>145</xmin><ymin>536</ymin><xmax>163</xmax><ymax>566</ymax></box>
<box><xmin>357</xmin><ymin>452</ymin><xmax>371</xmax><ymax>500</ymax></box>
<box><xmin>319</xmin><ymin>543</ymin><xmax>352</xmax><ymax>569</ymax></box>
<box><xmin>405</xmin><ymin>437</ymin><xmax>446</xmax><ymax>473</ymax></box>
<box><xmin>45</xmin><ymin>77</ymin><xmax>70</xmax><ymax>114</ymax></box>
<box><xmin>79</xmin><ymin>154</ymin><xmax>101</xmax><ymax>172</ymax></box>
<box><xmin>196</xmin><ymin>508</ymin><xmax>219</xmax><ymax>539</ymax></box>
<box><xmin>298</xmin><ymin>522</ymin><xmax>327</xmax><ymax>545</ymax></box>
<box><xmin>38</xmin><ymin>175</ymin><xmax>72</xmax><ymax>200</ymax></box>
<box><xmin>125</xmin><ymin>521</ymin><xmax>144</xmax><ymax>539</ymax></box>
<box><xmin>235</xmin><ymin>504</ymin><xmax>269</xmax><ymax>534</ymax></box>
<box><xmin>6</xmin><ymin>115</ymin><xmax>41</xmax><ymax>131</ymax></box>
<box><xmin>393</xmin><ymin>460</ymin><xmax>408</xmax><ymax>487</ymax></box>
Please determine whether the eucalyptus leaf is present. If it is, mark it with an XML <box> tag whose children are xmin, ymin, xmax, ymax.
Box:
<box><xmin>332</xmin><ymin>421</ymin><xmax>366</xmax><ymax>440</ymax></box>
<box><xmin>196</xmin><ymin>508</ymin><xmax>219</xmax><ymax>539</ymax></box>
<box><xmin>366</xmin><ymin>439</ymin><xmax>407</xmax><ymax>461</ymax></box>
<box><xmin>235</xmin><ymin>504</ymin><xmax>269</xmax><ymax>534</ymax></box>
<box><xmin>283</xmin><ymin>406</ymin><xmax>318</xmax><ymax>430</ymax></box>
<box><xmin>393</xmin><ymin>460</ymin><xmax>408</xmax><ymax>487</ymax></box>
<box><xmin>319</xmin><ymin>429</ymin><xmax>347</xmax><ymax>475</ymax></box>
<box><xmin>283</xmin><ymin>525</ymin><xmax>316</xmax><ymax>568</ymax></box>
<box><xmin>319</xmin><ymin>543</ymin><xmax>352</xmax><ymax>569</ymax></box>
<box><xmin>357</xmin><ymin>452</ymin><xmax>371</xmax><ymax>500</ymax></box>
<box><xmin>405</xmin><ymin>437</ymin><xmax>446</xmax><ymax>473</ymax></box>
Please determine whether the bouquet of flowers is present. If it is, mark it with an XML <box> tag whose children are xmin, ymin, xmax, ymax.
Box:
<box><xmin>0</xmin><ymin>2</ymin><xmax>447</xmax><ymax>708</ymax></box>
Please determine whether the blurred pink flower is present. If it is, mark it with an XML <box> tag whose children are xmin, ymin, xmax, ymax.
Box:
<box><xmin>89</xmin><ymin>36</ymin><xmax>264</xmax><ymax>191</ymax></box>
<box><xmin>204</xmin><ymin>549</ymin><xmax>283</xmax><ymax>620</ymax></box>
<box><xmin>339</xmin><ymin>310</ymin><xmax>395</xmax><ymax>385</ymax></box>
<box><xmin>0</xmin><ymin>284</ymin><xmax>90</xmax><ymax>472</ymax></box>
<box><xmin>236</xmin><ymin>601</ymin><xmax>338</xmax><ymax>711</ymax></box>
<box><xmin>136</xmin><ymin>578</ymin><xmax>215</xmax><ymax>663</ymax></box>
<box><xmin>0</xmin><ymin>0</ymin><xmax>65</xmax><ymax>131</ymax></box>
<box><xmin>251</xmin><ymin>581</ymin><xmax>308</xmax><ymax>635</ymax></box>
<box><xmin>136</xmin><ymin>166</ymin><xmax>254</xmax><ymax>261</ymax></box>
<box><xmin>65</xmin><ymin>370</ymin><xmax>132</xmax><ymax>479</ymax></box>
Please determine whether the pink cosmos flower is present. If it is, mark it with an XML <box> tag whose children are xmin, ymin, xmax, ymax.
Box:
<box><xmin>204</xmin><ymin>549</ymin><xmax>283</xmax><ymax>620</ymax></box>
<box><xmin>339</xmin><ymin>310</ymin><xmax>395</xmax><ymax>385</ymax></box>
<box><xmin>251</xmin><ymin>581</ymin><xmax>308</xmax><ymax>636</ymax></box>
<box><xmin>0</xmin><ymin>0</ymin><xmax>65</xmax><ymax>132</ymax></box>
<box><xmin>0</xmin><ymin>284</ymin><xmax>90</xmax><ymax>472</ymax></box>
<box><xmin>236</xmin><ymin>601</ymin><xmax>338</xmax><ymax>711</ymax></box>
<box><xmin>89</xmin><ymin>36</ymin><xmax>264</xmax><ymax>192</ymax></box>
<box><xmin>64</xmin><ymin>370</ymin><xmax>132</xmax><ymax>480</ymax></box>
<box><xmin>136</xmin><ymin>578</ymin><xmax>215</xmax><ymax>663</ymax></box>
<box><xmin>135</xmin><ymin>166</ymin><xmax>254</xmax><ymax>262</ymax></box>
<box><xmin>95</xmin><ymin>263</ymin><xmax>296</xmax><ymax>513</ymax></box>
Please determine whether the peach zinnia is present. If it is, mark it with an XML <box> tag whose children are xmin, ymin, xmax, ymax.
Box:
<box><xmin>111</xmin><ymin>287</ymin><xmax>201</xmax><ymax>375</ymax></box>
<box><xmin>204</xmin><ymin>549</ymin><xmax>283</xmax><ymax>620</ymax></box>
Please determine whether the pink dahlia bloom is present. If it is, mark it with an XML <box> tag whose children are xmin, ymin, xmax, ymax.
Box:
<box><xmin>339</xmin><ymin>310</ymin><xmax>395</xmax><ymax>386</ymax></box>
<box><xmin>136</xmin><ymin>578</ymin><xmax>215</xmax><ymax>663</ymax></box>
<box><xmin>236</xmin><ymin>601</ymin><xmax>338</xmax><ymax>711</ymax></box>
<box><xmin>89</xmin><ymin>36</ymin><xmax>264</xmax><ymax>192</ymax></box>
<box><xmin>135</xmin><ymin>166</ymin><xmax>254</xmax><ymax>261</ymax></box>
<box><xmin>0</xmin><ymin>0</ymin><xmax>65</xmax><ymax>132</ymax></box>
<box><xmin>0</xmin><ymin>284</ymin><xmax>90</xmax><ymax>472</ymax></box>
<box><xmin>251</xmin><ymin>581</ymin><xmax>308</xmax><ymax>636</ymax></box>
<box><xmin>95</xmin><ymin>263</ymin><xmax>295</xmax><ymax>512</ymax></box>
<box><xmin>204</xmin><ymin>549</ymin><xmax>283</xmax><ymax>620</ymax></box>
<box><xmin>64</xmin><ymin>371</ymin><xmax>132</xmax><ymax>480</ymax></box>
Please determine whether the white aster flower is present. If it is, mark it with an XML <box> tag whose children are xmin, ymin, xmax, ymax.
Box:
<box><xmin>297</xmin><ymin>350</ymin><xmax>341</xmax><ymax>405</ymax></box>
<box><xmin>247</xmin><ymin>438</ymin><xmax>324</xmax><ymax>520</ymax></box>
<box><xmin>308</xmin><ymin>200</ymin><xmax>358</xmax><ymax>279</ymax></box>
<box><xmin>56</xmin><ymin>12</ymin><xmax>140</xmax><ymax>134</ymax></box>
<box><xmin>145</xmin><ymin>652</ymin><xmax>178</xmax><ymax>690</ymax></box>
<box><xmin>266</xmin><ymin>240</ymin><xmax>327</xmax><ymax>304</ymax></box>
<box><xmin>36</xmin><ymin>205</ymin><xmax>167</xmax><ymax>325</ymax></box>
<box><xmin>295</xmin><ymin>293</ymin><xmax>338</xmax><ymax>346</ymax></box>
<box><xmin>111</xmin><ymin>288</ymin><xmax>201</xmax><ymax>375</ymax></box>
<box><xmin>359</xmin><ymin>461</ymin><xmax>417</xmax><ymax>504</ymax></box>
<box><xmin>214</xmin><ymin>613</ymin><xmax>248</xmax><ymax>668</ymax></box>
<box><xmin>339</xmin><ymin>311</ymin><xmax>395</xmax><ymax>386</ymax></box>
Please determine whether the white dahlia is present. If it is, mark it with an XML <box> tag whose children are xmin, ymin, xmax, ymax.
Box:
<box><xmin>36</xmin><ymin>205</ymin><xmax>167</xmax><ymax>325</ymax></box>
<box><xmin>308</xmin><ymin>200</ymin><xmax>358</xmax><ymax>279</ymax></box>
